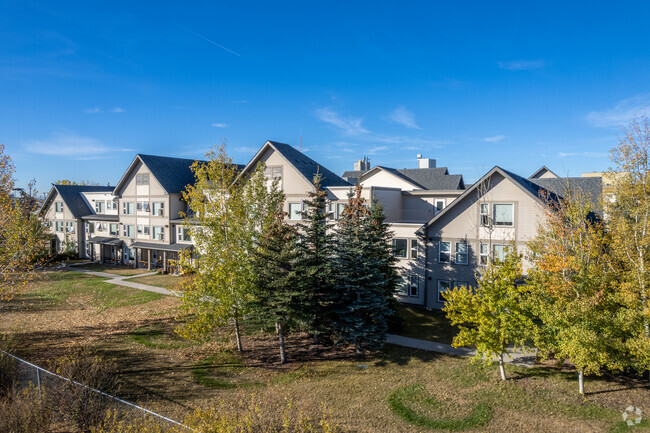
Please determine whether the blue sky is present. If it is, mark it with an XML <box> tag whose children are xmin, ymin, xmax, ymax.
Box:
<box><xmin>2</xmin><ymin>1</ymin><xmax>649</xmax><ymax>190</ymax></box>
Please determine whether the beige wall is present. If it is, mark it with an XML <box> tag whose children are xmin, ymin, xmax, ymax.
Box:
<box><xmin>42</xmin><ymin>190</ymin><xmax>83</xmax><ymax>256</ymax></box>
<box><xmin>361</xmin><ymin>169</ymin><xmax>420</xmax><ymax>191</ymax></box>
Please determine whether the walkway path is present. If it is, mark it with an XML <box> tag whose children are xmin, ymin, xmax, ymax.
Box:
<box><xmin>65</xmin><ymin>262</ymin><xmax>179</xmax><ymax>296</ymax></box>
<box><xmin>386</xmin><ymin>334</ymin><xmax>537</xmax><ymax>367</ymax></box>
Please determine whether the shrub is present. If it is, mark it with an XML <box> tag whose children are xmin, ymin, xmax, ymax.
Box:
<box><xmin>0</xmin><ymin>386</ymin><xmax>52</xmax><ymax>433</ymax></box>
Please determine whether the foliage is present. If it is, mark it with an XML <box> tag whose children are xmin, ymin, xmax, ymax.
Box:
<box><xmin>527</xmin><ymin>187</ymin><xmax>627</xmax><ymax>392</ymax></box>
<box><xmin>129</xmin><ymin>322</ymin><xmax>196</xmax><ymax>349</ymax></box>
<box><xmin>0</xmin><ymin>386</ymin><xmax>52</xmax><ymax>433</ymax></box>
<box><xmin>47</xmin><ymin>347</ymin><xmax>120</xmax><ymax>433</ymax></box>
<box><xmin>294</xmin><ymin>173</ymin><xmax>337</xmax><ymax>340</ymax></box>
<box><xmin>387</xmin><ymin>383</ymin><xmax>493</xmax><ymax>431</ymax></box>
<box><xmin>605</xmin><ymin>116</ymin><xmax>650</xmax><ymax>375</ymax></box>
<box><xmin>0</xmin><ymin>144</ymin><xmax>49</xmax><ymax>302</ymax></box>
<box><xmin>250</xmin><ymin>205</ymin><xmax>301</xmax><ymax>363</ymax></box>
<box><xmin>332</xmin><ymin>185</ymin><xmax>399</xmax><ymax>351</ymax></box>
<box><xmin>443</xmin><ymin>246</ymin><xmax>533</xmax><ymax>380</ymax></box>
<box><xmin>178</xmin><ymin>142</ymin><xmax>283</xmax><ymax>350</ymax></box>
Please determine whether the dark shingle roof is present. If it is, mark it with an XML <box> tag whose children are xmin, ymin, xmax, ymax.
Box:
<box><xmin>267</xmin><ymin>141</ymin><xmax>350</xmax><ymax>187</ymax></box>
<box><xmin>52</xmin><ymin>185</ymin><xmax>115</xmax><ymax>218</ymax></box>
<box><xmin>396</xmin><ymin>168</ymin><xmax>465</xmax><ymax>190</ymax></box>
<box><xmin>341</xmin><ymin>170</ymin><xmax>367</xmax><ymax>183</ymax></box>
<box><xmin>137</xmin><ymin>155</ymin><xmax>205</xmax><ymax>194</ymax></box>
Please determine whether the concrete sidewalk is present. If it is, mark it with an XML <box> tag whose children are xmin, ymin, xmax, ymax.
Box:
<box><xmin>65</xmin><ymin>263</ymin><xmax>179</xmax><ymax>296</ymax></box>
<box><xmin>386</xmin><ymin>334</ymin><xmax>537</xmax><ymax>367</ymax></box>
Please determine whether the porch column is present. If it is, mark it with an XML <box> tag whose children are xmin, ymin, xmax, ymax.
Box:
<box><xmin>134</xmin><ymin>248</ymin><xmax>138</xmax><ymax>268</ymax></box>
<box><xmin>147</xmin><ymin>249</ymin><xmax>152</xmax><ymax>271</ymax></box>
<box><xmin>163</xmin><ymin>251</ymin><xmax>167</xmax><ymax>273</ymax></box>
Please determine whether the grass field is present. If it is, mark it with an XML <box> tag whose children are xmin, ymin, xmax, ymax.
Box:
<box><xmin>392</xmin><ymin>305</ymin><xmax>459</xmax><ymax>344</ymax></box>
<box><xmin>1</xmin><ymin>271</ymin><xmax>649</xmax><ymax>433</ymax></box>
<box><xmin>125</xmin><ymin>273</ymin><xmax>185</xmax><ymax>291</ymax></box>
<box><xmin>71</xmin><ymin>263</ymin><xmax>152</xmax><ymax>276</ymax></box>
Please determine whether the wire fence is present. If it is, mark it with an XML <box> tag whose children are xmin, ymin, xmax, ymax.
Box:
<box><xmin>0</xmin><ymin>349</ymin><xmax>189</xmax><ymax>430</ymax></box>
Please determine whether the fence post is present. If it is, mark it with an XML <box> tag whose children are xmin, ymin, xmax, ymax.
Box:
<box><xmin>36</xmin><ymin>367</ymin><xmax>41</xmax><ymax>399</ymax></box>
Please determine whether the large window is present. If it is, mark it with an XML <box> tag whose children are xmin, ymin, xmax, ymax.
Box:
<box><xmin>453</xmin><ymin>281</ymin><xmax>469</xmax><ymax>290</ymax></box>
<box><xmin>455</xmin><ymin>242</ymin><xmax>468</xmax><ymax>265</ymax></box>
<box><xmin>336</xmin><ymin>203</ymin><xmax>346</xmax><ymax>220</ymax></box>
<box><xmin>123</xmin><ymin>224</ymin><xmax>135</xmax><ymax>238</ymax></box>
<box><xmin>109</xmin><ymin>223</ymin><xmax>119</xmax><ymax>236</ymax></box>
<box><xmin>492</xmin><ymin>244</ymin><xmax>508</xmax><ymax>263</ymax></box>
<box><xmin>439</xmin><ymin>241</ymin><xmax>451</xmax><ymax>263</ymax></box>
<box><xmin>137</xmin><ymin>201</ymin><xmax>150</xmax><ymax>212</ymax></box>
<box><xmin>288</xmin><ymin>202</ymin><xmax>302</xmax><ymax>220</ymax></box>
<box><xmin>122</xmin><ymin>202</ymin><xmax>134</xmax><ymax>215</ymax></box>
<box><xmin>152</xmin><ymin>202</ymin><xmax>165</xmax><ymax>216</ymax></box>
<box><xmin>153</xmin><ymin>226</ymin><xmax>164</xmax><ymax>241</ymax></box>
<box><xmin>95</xmin><ymin>201</ymin><xmax>105</xmax><ymax>214</ymax></box>
<box><xmin>177</xmin><ymin>226</ymin><xmax>191</xmax><ymax>242</ymax></box>
<box><xmin>86</xmin><ymin>222</ymin><xmax>94</xmax><ymax>234</ymax></box>
<box><xmin>392</xmin><ymin>239</ymin><xmax>408</xmax><ymax>258</ymax></box>
<box><xmin>65</xmin><ymin>221</ymin><xmax>75</xmax><ymax>233</ymax></box>
<box><xmin>493</xmin><ymin>203</ymin><xmax>514</xmax><ymax>226</ymax></box>
<box><xmin>136</xmin><ymin>173</ymin><xmax>149</xmax><ymax>185</ymax></box>
<box><xmin>438</xmin><ymin>280</ymin><xmax>451</xmax><ymax>303</ymax></box>
<box><xmin>55</xmin><ymin>202</ymin><xmax>64</xmax><ymax>212</ymax></box>
<box><xmin>55</xmin><ymin>221</ymin><xmax>63</xmax><ymax>232</ymax></box>
<box><xmin>480</xmin><ymin>203</ymin><xmax>490</xmax><ymax>227</ymax></box>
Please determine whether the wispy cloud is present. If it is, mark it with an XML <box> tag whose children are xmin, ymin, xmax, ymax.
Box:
<box><xmin>585</xmin><ymin>93</ymin><xmax>650</xmax><ymax>128</ymax></box>
<box><xmin>24</xmin><ymin>132</ymin><xmax>133</xmax><ymax>159</ymax></box>
<box><xmin>315</xmin><ymin>107</ymin><xmax>369</xmax><ymax>135</ymax></box>
<box><xmin>230</xmin><ymin>100</ymin><xmax>249</xmax><ymax>104</ymax></box>
<box><xmin>497</xmin><ymin>59</ymin><xmax>545</xmax><ymax>71</ymax></box>
<box><xmin>178</xmin><ymin>25</ymin><xmax>241</xmax><ymax>56</ymax></box>
<box><xmin>211</xmin><ymin>123</ymin><xmax>228</xmax><ymax>128</ymax></box>
<box><xmin>112</xmin><ymin>107</ymin><xmax>124</xmax><ymax>113</ymax></box>
<box><xmin>484</xmin><ymin>135</ymin><xmax>505</xmax><ymax>143</ymax></box>
<box><xmin>558</xmin><ymin>151</ymin><xmax>609</xmax><ymax>158</ymax></box>
<box><xmin>84</xmin><ymin>107</ymin><xmax>124</xmax><ymax>114</ymax></box>
<box><xmin>387</xmin><ymin>105</ymin><xmax>421</xmax><ymax>129</ymax></box>
<box><xmin>367</xmin><ymin>146</ymin><xmax>388</xmax><ymax>155</ymax></box>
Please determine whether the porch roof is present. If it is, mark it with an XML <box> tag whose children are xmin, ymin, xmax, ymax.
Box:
<box><xmin>87</xmin><ymin>236</ymin><xmax>123</xmax><ymax>246</ymax></box>
<box><xmin>130</xmin><ymin>242</ymin><xmax>193</xmax><ymax>252</ymax></box>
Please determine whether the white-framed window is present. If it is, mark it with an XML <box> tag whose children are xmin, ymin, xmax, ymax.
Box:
<box><xmin>480</xmin><ymin>203</ymin><xmax>490</xmax><ymax>227</ymax></box>
<box><xmin>492</xmin><ymin>244</ymin><xmax>508</xmax><ymax>263</ymax></box>
<box><xmin>112</xmin><ymin>199</ymin><xmax>118</xmax><ymax>210</ymax></box>
<box><xmin>408</xmin><ymin>275</ymin><xmax>419</xmax><ymax>297</ymax></box>
<box><xmin>136</xmin><ymin>173</ymin><xmax>149</xmax><ymax>185</ymax></box>
<box><xmin>95</xmin><ymin>201</ymin><xmax>105</xmax><ymax>214</ymax></box>
<box><xmin>136</xmin><ymin>201</ymin><xmax>149</xmax><ymax>212</ymax></box>
<box><xmin>105</xmin><ymin>200</ymin><xmax>113</xmax><ymax>210</ymax></box>
<box><xmin>137</xmin><ymin>225</ymin><xmax>143</xmax><ymax>235</ymax></box>
<box><xmin>410</xmin><ymin>239</ymin><xmax>418</xmax><ymax>259</ymax></box>
<box><xmin>55</xmin><ymin>202</ymin><xmax>64</xmax><ymax>212</ymax></box>
<box><xmin>152</xmin><ymin>202</ymin><xmax>164</xmax><ymax>216</ymax></box>
<box><xmin>392</xmin><ymin>238</ymin><xmax>408</xmax><ymax>258</ymax></box>
<box><xmin>55</xmin><ymin>221</ymin><xmax>63</xmax><ymax>232</ymax></box>
<box><xmin>95</xmin><ymin>222</ymin><xmax>105</xmax><ymax>232</ymax></box>
<box><xmin>453</xmin><ymin>281</ymin><xmax>468</xmax><ymax>290</ymax></box>
<box><xmin>144</xmin><ymin>226</ymin><xmax>150</xmax><ymax>235</ymax></box>
<box><xmin>153</xmin><ymin>226</ymin><xmax>164</xmax><ymax>241</ymax></box>
<box><xmin>438</xmin><ymin>280</ymin><xmax>451</xmax><ymax>303</ymax></box>
<box><xmin>480</xmin><ymin>243</ymin><xmax>489</xmax><ymax>265</ymax></box>
<box><xmin>177</xmin><ymin>226</ymin><xmax>191</xmax><ymax>242</ymax></box>
<box><xmin>65</xmin><ymin>221</ymin><xmax>75</xmax><ymax>233</ymax></box>
<box><xmin>493</xmin><ymin>203</ymin><xmax>514</xmax><ymax>226</ymax></box>
<box><xmin>109</xmin><ymin>223</ymin><xmax>119</xmax><ymax>236</ymax></box>
<box><xmin>455</xmin><ymin>242</ymin><xmax>468</xmax><ymax>265</ymax></box>
<box><xmin>86</xmin><ymin>222</ymin><xmax>94</xmax><ymax>234</ymax></box>
<box><xmin>336</xmin><ymin>203</ymin><xmax>346</xmax><ymax>220</ymax></box>
<box><xmin>123</xmin><ymin>224</ymin><xmax>135</xmax><ymax>238</ymax></box>
<box><xmin>288</xmin><ymin>202</ymin><xmax>302</xmax><ymax>220</ymax></box>
<box><xmin>439</xmin><ymin>241</ymin><xmax>451</xmax><ymax>263</ymax></box>
<box><xmin>264</xmin><ymin>166</ymin><xmax>283</xmax><ymax>180</ymax></box>
<box><xmin>122</xmin><ymin>202</ymin><xmax>134</xmax><ymax>215</ymax></box>
<box><xmin>435</xmin><ymin>199</ymin><xmax>445</xmax><ymax>215</ymax></box>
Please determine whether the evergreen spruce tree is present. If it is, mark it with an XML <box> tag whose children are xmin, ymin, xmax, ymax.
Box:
<box><xmin>295</xmin><ymin>173</ymin><xmax>337</xmax><ymax>343</ymax></box>
<box><xmin>333</xmin><ymin>184</ymin><xmax>398</xmax><ymax>352</ymax></box>
<box><xmin>251</xmin><ymin>206</ymin><xmax>301</xmax><ymax>364</ymax></box>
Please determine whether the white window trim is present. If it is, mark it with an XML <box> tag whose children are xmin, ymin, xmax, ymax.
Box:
<box><xmin>434</xmin><ymin>199</ymin><xmax>445</xmax><ymax>215</ymax></box>
<box><xmin>455</xmin><ymin>242</ymin><xmax>468</xmax><ymax>265</ymax></box>
<box><xmin>438</xmin><ymin>241</ymin><xmax>451</xmax><ymax>263</ymax></box>
<box><xmin>392</xmin><ymin>238</ymin><xmax>408</xmax><ymax>259</ymax></box>
<box><xmin>437</xmin><ymin>280</ymin><xmax>451</xmax><ymax>303</ymax></box>
<box><xmin>408</xmin><ymin>275</ymin><xmax>419</xmax><ymax>297</ymax></box>
<box><xmin>288</xmin><ymin>202</ymin><xmax>302</xmax><ymax>221</ymax></box>
<box><xmin>492</xmin><ymin>203</ymin><xmax>514</xmax><ymax>227</ymax></box>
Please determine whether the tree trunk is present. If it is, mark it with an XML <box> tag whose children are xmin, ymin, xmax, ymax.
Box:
<box><xmin>233</xmin><ymin>316</ymin><xmax>243</xmax><ymax>352</ymax></box>
<box><xmin>313</xmin><ymin>332</ymin><xmax>319</xmax><ymax>345</ymax></box>
<box><xmin>276</xmin><ymin>322</ymin><xmax>287</xmax><ymax>364</ymax></box>
<box><xmin>578</xmin><ymin>370</ymin><xmax>584</xmax><ymax>394</ymax></box>
<box><xmin>498</xmin><ymin>352</ymin><xmax>507</xmax><ymax>381</ymax></box>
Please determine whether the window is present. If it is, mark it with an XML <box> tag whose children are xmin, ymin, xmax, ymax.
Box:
<box><xmin>65</xmin><ymin>221</ymin><xmax>75</xmax><ymax>233</ymax></box>
<box><xmin>392</xmin><ymin>238</ymin><xmax>408</xmax><ymax>258</ymax></box>
<box><xmin>136</xmin><ymin>201</ymin><xmax>149</xmax><ymax>212</ymax></box>
<box><xmin>479</xmin><ymin>243</ymin><xmax>489</xmax><ymax>265</ymax></box>
<box><xmin>136</xmin><ymin>173</ymin><xmax>149</xmax><ymax>185</ymax></box>
<box><xmin>439</xmin><ymin>241</ymin><xmax>451</xmax><ymax>262</ymax></box>
<box><xmin>86</xmin><ymin>222</ymin><xmax>94</xmax><ymax>234</ymax></box>
<box><xmin>493</xmin><ymin>204</ymin><xmax>513</xmax><ymax>226</ymax></box>
<box><xmin>123</xmin><ymin>224</ymin><xmax>134</xmax><ymax>238</ymax></box>
<box><xmin>95</xmin><ymin>222</ymin><xmax>106</xmax><ymax>232</ymax></box>
<box><xmin>493</xmin><ymin>244</ymin><xmax>508</xmax><ymax>263</ymax></box>
<box><xmin>435</xmin><ymin>199</ymin><xmax>445</xmax><ymax>215</ymax></box>
<box><xmin>122</xmin><ymin>202</ymin><xmax>134</xmax><ymax>215</ymax></box>
<box><xmin>438</xmin><ymin>280</ymin><xmax>451</xmax><ymax>303</ymax></box>
<box><xmin>410</xmin><ymin>239</ymin><xmax>418</xmax><ymax>259</ymax></box>
<box><xmin>453</xmin><ymin>281</ymin><xmax>469</xmax><ymax>290</ymax></box>
<box><xmin>55</xmin><ymin>221</ymin><xmax>63</xmax><ymax>232</ymax></box>
<box><xmin>105</xmin><ymin>200</ymin><xmax>113</xmax><ymax>210</ymax></box>
<box><xmin>408</xmin><ymin>275</ymin><xmax>419</xmax><ymax>297</ymax></box>
<box><xmin>137</xmin><ymin>225</ymin><xmax>143</xmax><ymax>234</ymax></box>
<box><xmin>153</xmin><ymin>226</ymin><xmax>164</xmax><ymax>241</ymax></box>
<box><xmin>152</xmin><ymin>202</ymin><xmax>164</xmax><ymax>216</ymax></box>
<box><xmin>455</xmin><ymin>242</ymin><xmax>468</xmax><ymax>265</ymax></box>
<box><xmin>144</xmin><ymin>226</ymin><xmax>150</xmax><ymax>235</ymax></box>
<box><xmin>95</xmin><ymin>201</ymin><xmax>105</xmax><ymax>214</ymax></box>
<box><xmin>55</xmin><ymin>202</ymin><xmax>64</xmax><ymax>212</ymax></box>
<box><xmin>288</xmin><ymin>203</ymin><xmax>302</xmax><ymax>220</ymax></box>
<box><xmin>480</xmin><ymin>203</ymin><xmax>490</xmax><ymax>227</ymax></box>
<box><xmin>109</xmin><ymin>223</ymin><xmax>118</xmax><ymax>236</ymax></box>
<box><xmin>177</xmin><ymin>226</ymin><xmax>191</xmax><ymax>242</ymax></box>
<box><xmin>336</xmin><ymin>203</ymin><xmax>346</xmax><ymax>220</ymax></box>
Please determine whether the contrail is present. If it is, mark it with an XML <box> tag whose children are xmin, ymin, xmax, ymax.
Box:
<box><xmin>178</xmin><ymin>25</ymin><xmax>241</xmax><ymax>57</ymax></box>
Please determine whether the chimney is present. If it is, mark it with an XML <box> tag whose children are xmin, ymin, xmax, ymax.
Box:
<box><xmin>354</xmin><ymin>156</ymin><xmax>371</xmax><ymax>171</ymax></box>
<box><xmin>417</xmin><ymin>155</ymin><xmax>436</xmax><ymax>169</ymax></box>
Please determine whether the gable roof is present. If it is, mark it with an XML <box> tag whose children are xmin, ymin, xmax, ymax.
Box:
<box><xmin>529</xmin><ymin>166</ymin><xmax>559</xmax><ymax>179</ymax></box>
<box><xmin>239</xmin><ymin>140</ymin><xmax>351</xmax><ymax>187</ymax></box>
<box><xmin>355</xmin><ymin>166</ymin><xmax>465</xmax><ymax>190</ymax></box>
<box><xmin>422</xmin><ymin>166</ymin><xmax>602</xmax><ymax>230</ymax></box>
<box><xmin>113</xmin><ymin>154</ymin><xmax>221</xmax><ymax>195</ymax></box>
<box><xmin>41</xmin><ymin>184</ymin><xmax>114</xmax><ymax>219</ymax></box>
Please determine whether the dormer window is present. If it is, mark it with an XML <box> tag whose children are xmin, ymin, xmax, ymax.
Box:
<box><xmin>95</xmin><ymin>201</ymin><xmax>105</xmax><ymax>214</ymax></box>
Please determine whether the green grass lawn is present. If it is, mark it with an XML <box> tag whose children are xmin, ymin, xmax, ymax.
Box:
<box><xmin>125</xmin><ymin>273</ymin><xmax>185</xmax><ymax>291</ymax></box>
<box><xmin>392</xmin><ymin>305</ymin><xmax>459</xmax><ymax>345</ymax></box>
<box><xmin>71</xmin><ymin>263</ymin><xmax>152</xmax><ymax>276</ymax></box>
<box><xmin>26</xmin><ymin>271</ymin><xmax>163</xmax><ymax>311</ymax></box>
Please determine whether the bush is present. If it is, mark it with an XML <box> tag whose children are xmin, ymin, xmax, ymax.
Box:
<box><xmin>0</xmin><ymin>386</ymin><xmax>52</xmax><ymax>433</ymax></box>
<box><xmin>0</xmin><ymin>334</ymin><xmax>18</xmax><ymax>395</ymax></box>
<box><xmin>47</xmin><ymin>347</ymin><xmax>120</xmax><ymax>433</ymax></box>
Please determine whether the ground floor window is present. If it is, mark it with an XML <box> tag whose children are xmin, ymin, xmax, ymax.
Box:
<box><xmin>437</xmin><ymin>280</ymin><xmax>451</xmax><ymax>303</ymax></box>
